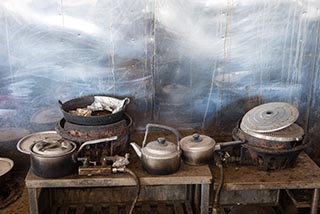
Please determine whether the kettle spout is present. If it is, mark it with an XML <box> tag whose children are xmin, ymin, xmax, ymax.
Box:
<box><xmin>130</xmin><ymin>142</ymin><xmax>142</xmax><ymax>158</ymax></box>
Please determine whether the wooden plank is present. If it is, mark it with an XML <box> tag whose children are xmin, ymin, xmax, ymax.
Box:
<box><xmin>141</xmin><ymin>204</ymin><xmax>151</xmax><ymax>213</ymax></box>
<box><xmin>92</xmin><ymin>205</ymin><xmax>102</xmax><ymax>213</ymax></box>
<box><xmin>59</xmin><ymin>206</ymin><xmax>69</xmax><ymax>214</ymax></box>
<box><xmin>27</xmin><ymin>188</ymin><xmax>39</xmax><ymax>214</ymax></box>
<box><xmin>185</xmin><ymin>201</ymin><xmax>194</xmax><ymax>214</ymax></box>
<box><xmin>200</xmin><ymin>184</ymin><xmax>210</xmax><ymax>214</ymax></box>
<box><xmin>109</xmin><ymin>205</ymin><xmax>118</xmax><ymax>214</ymax></box>
<box><xmin>68</xmin><ymin>205</ymin><xmax>77</xmax><ymax>214</ymax></box>
<box><xmin>125</xmin><ymin>204</ymin><xmax>131</xmax><ymax>214</ymax></box>
<box><xmin>157</xmin><ymin>203</ymin><xmax>167</xmax><ymax>214</ymax></box>
<box><xmin>173</xmin><ymin>201</ymin><xmax>185</xmax><ymax>214</ymax></box>
<box><xmin>50</xmin><ymin>206</ymin><xmax>57</xmax><ymax>214</ymax></box>
<box><xmin>76</xmin><ymin>205</ymin><xmax>85</xmax><ymax>214</ymax></box>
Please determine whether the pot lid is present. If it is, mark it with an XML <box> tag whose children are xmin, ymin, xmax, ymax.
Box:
<box><xmin>241</xmin><ymin>123</ymin><xmax>304</xmax><ymax>142</ymax></box>
<box><xmin>240</xmin><ymin>102</ymin><xmax>299</xmax><ymax>133</ymax></box>
<box><xmin>0</xmin><ymin>157</ymin><xmax>14</xmax><ymax>177</ymax></box>
<box><xmin>143</xmin><ymin>137</ymin><xmax>178</xmax><ymax>157</ymax></box>
<box><xmin>180</xmin><ymin>133</ymin><xmax>216</xmax><ymax>152</ymax></box>
<box><xmin>31</xmin><ymin>138</ymin><xmax>75</xmax><ymax>156</ymax></box>
<box><xmin>17</xmin><ymin>131</ymin><xmax>62</xmax><ymax>155</ymax></box>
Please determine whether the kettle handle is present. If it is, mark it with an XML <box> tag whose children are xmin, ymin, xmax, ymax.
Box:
<box><xmin>142</xmin><ymin>123</ymin><xmax>181</xmax><ymax>151</ymax></box>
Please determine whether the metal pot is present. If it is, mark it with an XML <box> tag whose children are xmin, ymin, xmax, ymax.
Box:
<box><xmin>30</xmin><ymin>138</ymin><xmax>77</xmax><ymax>178</ymax></box>
<box><xmin>180</xmin><ymin>133</ymin><xmax>244</xmax><ymax>165</ymax></box>
<box><xmin>130</xmin><ymin>124</ymin><xmax>181</xmax><ymax>175</ymax></box>
<box><xmin>17</xmin><ymin>131</ymin><xmax>117</xmax><ymax>178</ymax></box>
<box><xmin>180</xmin><ymin>133</ymin><xmax>215</xmax><ymax>165</ymax></box>
<box><xmin>59</xmin><ymin>95</ymin><xmax>130</xmax><ymax>125</ymax></box>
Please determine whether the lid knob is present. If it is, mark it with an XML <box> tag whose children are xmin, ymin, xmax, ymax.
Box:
<box><xmin>192</xmin><ymin>133</ymin><xmax>201</xmax><ymax>142</ymax></box>
<box><xmin>157</xmin><ymin>137</ymin><xmax>166</xmax><ymax>145</ymax></box>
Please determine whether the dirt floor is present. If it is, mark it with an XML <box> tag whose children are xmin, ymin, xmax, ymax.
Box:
<box><xmin>1</xmin><ymin>172</ymin><xmax>29</xmax><ymax>214</ymax></box>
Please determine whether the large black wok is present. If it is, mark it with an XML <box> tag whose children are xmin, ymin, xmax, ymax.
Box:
<box><xmin>59</xmin><ymin>95</ymin><xmax>130</xmax><ymax>126</ymax></box>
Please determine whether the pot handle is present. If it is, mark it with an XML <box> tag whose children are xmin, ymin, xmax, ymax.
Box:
<box><xmin>142</xmin><ymin>123</ymin><xmax>181</xmax><ymax>151</ymax></box>
<box><xmin>214</xmin><ymin>140</ymin><xmax>244</xmax><ymax>151</ymax></box>
<box><xmin>74</xmin><ymin>136</ymin><xmax>118</xmax><ymax>162</ymax></box>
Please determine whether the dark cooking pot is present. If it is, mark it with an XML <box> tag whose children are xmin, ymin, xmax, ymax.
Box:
<box><xmin>59</xmin><ymin>95</ymin><xmax>130</xmax><ymax>126</ymax></box>
<box><xmin>30</xmin><ymin>138</ymin><xmax>77</xmax><ymax>178</ymax></box>
<box><xmin>17</xmin><ymin>131</ymin><xmax>118</xmax><ymax>178</ymax></box>
<box><xmin>30</xmin><ymin>136</ymin><xmax>117</xmax><ymax>178</ymax></box>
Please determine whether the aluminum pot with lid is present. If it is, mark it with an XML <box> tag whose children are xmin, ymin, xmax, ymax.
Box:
<box><xmin>130</xmin><ymin>123</ymin><xmax>181</xmax><ymax>175</ymax></box>
<box><xmin>17</xmin><ymin>131</ymin><xmax>117</xmax><ymax>178</ymax></box>
<box><xmin>180</xmin><ymin>133</ymin><xmax>244</xmax><ymax>165</ymax></box>
<box><xmin>180</xmin><ymin>133</ymin><xmax>216</xmax><ymax>165</ymax></box>
<box><xmin>30</xmin><ymin>138</ymin><xmax>77</xmax><ymax>178</ymax></box>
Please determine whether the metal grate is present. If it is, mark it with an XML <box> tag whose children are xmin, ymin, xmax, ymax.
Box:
<box><xmin>49</xmin><ymin>200</ymin><xmax>194</xmax><ymax>214</ymax></box>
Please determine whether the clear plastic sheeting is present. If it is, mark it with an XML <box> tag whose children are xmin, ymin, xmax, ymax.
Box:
<box><xmin>153</xmin><ymin>0</ymin><xmax>319</xmax><ymax>134</ymax></box>
<box><xmin>0</xmin><ymin>0</ymin><xmax>153</xmax><ymax>130</ymax></box>
<box><xmin>0</xmin><ymin>0</ymin><xmax>319</xmax><ymax>141</ymax></box>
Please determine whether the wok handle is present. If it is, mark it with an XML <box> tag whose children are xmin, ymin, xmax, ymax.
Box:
<box><xmin>142</xmin><ymin>123</ymin><xmax>181</xmax><ymax>152</ymax></box>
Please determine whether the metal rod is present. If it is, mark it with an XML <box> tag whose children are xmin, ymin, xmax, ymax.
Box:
<box><xmin>212</xmin><ymin>158</ymin><xmax>224</xmax><ymax>214</ymax></box>
<box><xmin>311</xmin><ymin>188</ymin><xmax>319</xmax><ymax>214</ymax></box>
<box><xmin>215</xmin><ymin>140</ymin><xmax>244</xmax><ymax>151</ymax></box>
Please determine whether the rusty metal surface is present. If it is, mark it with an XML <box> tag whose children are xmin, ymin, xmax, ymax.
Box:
<box><xmin>240</xmin><ymin>145</ymin><xmax>305</xmax><ymax>170</ymax></box>
<box><xmin>55</xmin><ymin>113</ymin><xmax>132</xmax><ymax>155</ymax></box>
<box><xmin>219</xmin><ymin>189</ymin><xmax>280</xmax><ymax>206</ymax></box>
<box><xmin>233</xmin><ymin>126</ymin><xmax>308</xmax><ymax>170</ymax></box>
<box><xmin>56</xmin><ymin>113</ymin><xmax>132</xmax><ymax>142</ymax></box>
<box><xmin>212</xmin><ymin>152</ymin><xmax>320</xmax><ymax>191</ymax></box>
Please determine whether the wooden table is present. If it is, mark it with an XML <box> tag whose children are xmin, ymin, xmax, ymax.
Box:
<box><xmin>213</xmin><ymin>152</ymin><xmax>320</xmax><ymax>214</ymax></box>
<box><xmin>25</xmin><ymin>158</ymin><xmax>212</xmax><ymax>214</ymax></box>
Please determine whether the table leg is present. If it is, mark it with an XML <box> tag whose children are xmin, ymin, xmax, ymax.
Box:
<box><xmin>200</xmin><ymin>184</ymin><xmax>210</xmax><ymax>214</ymax></box>
<box><xmin>311</xmin><ymin>188</ymin><xmax>319</xmax><ymax>214</ymax></box>
<box><xmin>27</xmin><ymin>188</ymin><xmax>39</xmax><ymax>214</ymax></box>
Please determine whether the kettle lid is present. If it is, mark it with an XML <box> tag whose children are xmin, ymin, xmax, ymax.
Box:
<box><xmin>143</xmin><ymin>137</ymin><xmax>178</xmax><ymax>157</ymax></box>
<box><xmin>180</xmin><ymin>133</ymin><xmax>215</xmax><ymax>152</ymax></box>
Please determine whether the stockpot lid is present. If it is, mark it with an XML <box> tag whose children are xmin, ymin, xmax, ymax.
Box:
<box><xmin>17</xmin><ymin>131</ymin><xmax>62</xmax><ymax>155</ymax></box>
<box><xmin>240</xmin><ymin>102</ymin><xmax>299</xmax><ymax>133</ymax></box>
<box><xmin>180</xmin><ymin>133</ymin><xmax>216</xmax><ymax>152</ymax></box>
<box><xmin>143</xmin><ymin>137</ymin><xmax>178</xmax><ymax>158</ymax></box>
<box><xmin>31</xmin><ymin>138</ymin><xmax>75</xmax><ymax>156</ymax></box>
